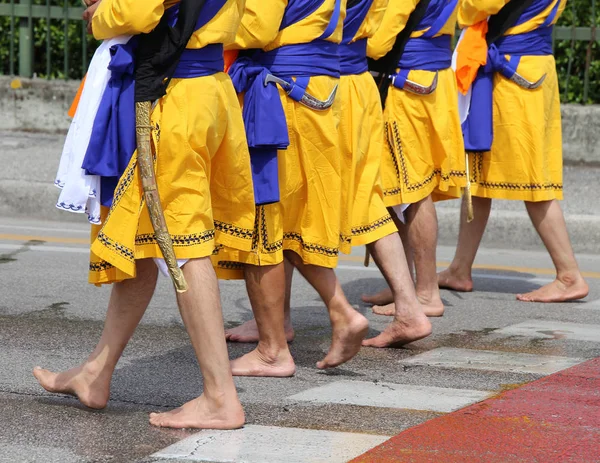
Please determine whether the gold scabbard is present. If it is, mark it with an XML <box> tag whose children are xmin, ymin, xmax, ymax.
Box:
<box><xmin>135</xmin><ymin>101</ymin><xmax>188</xmax><ymax>293</ymax></box>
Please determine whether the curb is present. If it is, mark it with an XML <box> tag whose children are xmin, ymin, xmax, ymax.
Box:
<box><xmin>436</xmin><ymin>207</ymin><xmax>600</xmax><ymax>254</ymax></box>
<box><xmin>1</xmin><ymin>181</ymin><xmax>599</xmax><ymax>255</ymax></box>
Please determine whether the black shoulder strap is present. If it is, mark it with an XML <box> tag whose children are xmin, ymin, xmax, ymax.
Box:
<box><xmin>368</xmin><ymin>0</ymin><xmax>432</xmax><ymax>104</ymax></box>
<box><xmin>346</xmin><ymin>0</ymin><xmax>363</xmax><ymax>8</ymax></box>
<box><xmin>135</xmin><ymin>0</ymin><xmax>207</xmax><ymax>103</ymax></box>
<box><xmin>486</xmin><ymin>0</ymin><xmax>536</xmax><ymax>44</ymax></box>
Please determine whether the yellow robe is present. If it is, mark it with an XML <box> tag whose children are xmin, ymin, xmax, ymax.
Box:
<box><xmin>88</xmin><ymin>0</ymin><xmax>256</xmax><ymax>285</ymax></box>
<box><xmin>368</xmin><ymin>0</ymin><xmax>467</xmax><ymax>206</ymax></box>
<box><xmin>451</xmin><ymin>0</ymin><xmax>565</xmax><ymax>201</ymax></box>
<box><xmin>213</xmin><ymin>0</ymin><xmax>346</xmax><ymax>278</ymax></box>
<box><xmin>338</xmin><ymin>0</ymin><xmax>397</xmax><ymax>253</ymax></box>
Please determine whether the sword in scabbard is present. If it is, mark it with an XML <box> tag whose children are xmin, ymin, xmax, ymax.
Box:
<box><xmin>135</xmin><ymin>101</ymin><xmax>188</xmax><ymax>293</ymax></box>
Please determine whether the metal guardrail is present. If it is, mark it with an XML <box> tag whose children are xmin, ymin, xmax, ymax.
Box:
<box><xmin>0</xmin><ymin>0</ymin><xmax>598</xmax><ymax>102</ymax></box>
<box><xmin>0</xmin><ymin>0</ymin><xmax>87</xmax><ymax>79</ymax></box>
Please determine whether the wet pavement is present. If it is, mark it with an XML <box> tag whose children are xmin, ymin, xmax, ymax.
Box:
<box><xmin>0</xmin><ymin>217</ymin><xmax>599</xmax><ymax>462</ymax></box>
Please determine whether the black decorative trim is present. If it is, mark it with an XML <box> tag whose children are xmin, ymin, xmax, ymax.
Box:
<box><xmin>258</xmin><ymin>206</ymin><xmax>283</xmax><ymax>253</ymax></box>
<box><xmin>283</xmin><ymin>232</ymin><xmax>339</xmax><ymax>258</ymax></box>
<box><xmin>97</xmin><ymin>231</ymin><xmax>135</xmax><ymax>262</ymax></box>
<box><xmin>89</xmin><ymin>260</ymin><xmax>115</xmax><ymax>272</ymax></box>
<box><xmin>351</xmin><ymin>214</ymin><xmax>394</xmax><ymax>237</ymax></box>
<box><xmin>468</xmin><ymin>152</ymin><xmax>563</xmax><ymax>191</ymax></box>
<box><xmin>384</xmin><ymin>121</ymin><xmax>466</xmax><ymax>198</ymax></box>
<box><xmin>214</xmin><ymin>220</ymin><xmax>254</xmax><ymax>241</ymax></box>
<box><xmin>135</xmin><ymin>229</ymin><xmax>215</xmax><ymax>247</ymax></box>
<box><xmin>216</xmin><ymin>260</ymin><xmax>244</xmax><ymax>271</ymax></box>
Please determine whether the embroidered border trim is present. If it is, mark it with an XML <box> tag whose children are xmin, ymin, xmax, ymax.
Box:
<box><xmin>89</xmin><ymin>260</ymin><xmax>115</xmax><ymax>272</ymax></box>
<box><xmin>96</xmin><ymin>231</ymin><xmax>135</xmax><ymax>262</ymax></box>
<box><xmin>384</xmin><ymin>121</ymin><xmax>466</xmax><ymax>197</ymax></box>
<box><xmin>351</xmin><ymin>214</ymin><xmax>394</xmax><ymax>237</ymax></box>
<box><xmin>214</xmin><ymin>220</ymin><xmax>254</xmax><ymax>241</ymax></box>
<box><xmin>283</xmin><ymin>232</ymin><xmax>339</xmax><ymax>257</ymax></box>
<box><xmin>135</xmin><ymin>230</ymin><xmax>215</xmax><ymax>247</ymax></box>
<box><xmin>216</xmin><ymin>260</ymin><xmax>245</xmax><ymax>271</ymax></box>
<box><xmin>469</xmin><ymin>152</ymin><xmax>563</xmax><ymax>191</ymax></box>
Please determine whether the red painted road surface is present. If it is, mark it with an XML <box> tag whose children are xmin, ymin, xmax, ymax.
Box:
<box><xmin>351</xmin><ymin>357</ymin><xmax>600</xmax><ymax>463</ymax></box>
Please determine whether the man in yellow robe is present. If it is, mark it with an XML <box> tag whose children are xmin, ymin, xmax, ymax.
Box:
<box><xmin>33</xmin><ymin>0</ymin><xmax>255</xmax><ymax>429</ymax></box>
<box><xmin>222</xmin><ymin>0</ymin><xmax>433</xmax><ymax>349</ymax></box>
<box><xmin>362</xmin><ymin>0</ymin><xmax>467</xmax><ymax>317</ymax></box>
<box><xmin>212</xmin><ymin>0</ymin><xmax>376</xmax><ymax>375</ymax></box>
<box><xmin>438</xmin><ymin>0</ymin><xmax>589</xmax><ymax>303</ymax></box>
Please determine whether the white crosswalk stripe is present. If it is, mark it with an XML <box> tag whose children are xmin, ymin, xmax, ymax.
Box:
<box><xmin>287</xmin><ymin>380</ymin><xmax>492</xmax><ymax>413</ymax></box>
<box><xmin>150</xmin><ymin>319</ymin><xmax>597</xmax><ymax>461</ymax></box>
<box><xmin>495</xmin><ymin>320</ymin><xmax>600</xmax><ymax>342</ymax></box>
<box><xmin>402</xmin><ymin>347</ymin><xmax>584</xmax><ymax>375</ymax></box>
<box><xmin>151</xmin><ymin>425</ymin><xmax>390</xmax><ymax>463</ymax></box>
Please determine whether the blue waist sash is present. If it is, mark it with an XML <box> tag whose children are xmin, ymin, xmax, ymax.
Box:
<box><xmin>392</xmin><ymin>35</ymin><xmax>452</xmax><ymax>90</ymax></box>
<box><xmin>463</xmin><ymin>27</ymin><xmax>553</xmax><ymax>152</ymax></box>
<box><xmin>229</xmin><ymin>40</ymin><xmax>340</xmax><ymax>205</ymax></box>
<box><xmin>339</xmin><ymin>39</ymin><xmax>367</xmax><ymax>75</ymax></box>
<box><xmin>82</xmin><ymin>43</ymin><xmax>224</xmax><ymax>207</ymax></box>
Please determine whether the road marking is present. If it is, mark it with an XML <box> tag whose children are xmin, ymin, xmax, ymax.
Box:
<box><xmin>287</xmin><ymin>381</ymin><xmax>492</xmax><ymax>413</ymax></box>
<box><xmin>0</xmin><ymin>233</ymin><xmax>89</xmax><ymax>245</ymax></box>
<box><xmin>152</xmin><ymin>425</ymin><xmax>390</xmax><ymax>463</ymax></box>
<box><xmin>0</xmin><ymin>223</ymin><xmax>88</xmax><ymax>234</ymax></box>
<box><xmin>0</xmin><ymin>234</ymin><xmax>598</xmax><ymax>281</ymax></box>
<box><xmin>0</xmin><ymin>243</ymin><xmax>87</xmax><ymax>254</ymax></box>
<box><xmin>496</xmin><ymin>320</ymin><xmax>600</xmax><ymax>343</ymax></box>
<box><xmin>402</xmin><ymin>347</ymin><xmax>584</xmax><ymax>375</ymax></box>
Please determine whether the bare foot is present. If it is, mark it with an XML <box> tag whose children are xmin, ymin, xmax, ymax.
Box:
<box><xmin>416</xmin><ymin>292</ymin><xmax>444</xmax><ymax>317</ymax></box>
<box><xmin>225</xmin><ymin>319</ymin><xmax>295</xmax><ymax>343</ymax></box>
<box><xmin>149</xmin><ymin>393</ymin><xmax>245</xmax><ymax>430</ymax></box>
<box><xmin>361</xmin><ymin>287</ymin><xmax>393</xmax><ymax>306</ymax></box>
<box><xmin>372</xmin><ymin>303</ymin><xmax>395</xmax><ymax>316</ymax></box>
<box><xmin>230</xmin><ymin>347</ymin><xmax>296</xmax><ymax>377</ymax></box>
<box><xmin>517</xmin><ymin>275</ymin><xmax>589</xmax><ymax>303</ymax></box>
<box><xmin>438</xmin><ymin>268</ymin><xmax>473</xmax><ymax>292</ymax></box>
<box><xmin>32</xmin><ymin>363</ymin><xmax>111</xmax><ymax>409</ymax></box>
<box><xmin>317</xmin><ymin>310</ymin><xmax>369</xmax><ymax>369</ymax></box>
<box><xmin>362</xmin><ymin>314</ymin><xmax>432</xmax><ymax>348</ymax></box>
<box><xmin>372</xmin><ymin>299</ymin><xmax>444</xmax><ymax>317</ymax></box>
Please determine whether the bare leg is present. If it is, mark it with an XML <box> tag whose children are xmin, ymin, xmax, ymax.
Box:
<box><xmin>362</xmin><ymin>233</ymin><xmax>432</xmax><ymax>347</ymax></box>
<box><xmin>516</xmin><ymin>200</ymin><xmax>589</xmax><ymax>302</ymax></box>
<box><xmin>403</xmin><ymin>196</ymin><xmax>444</xmax><ymax>315</ymax></box>
<box><xmin>229</xmin><ymin>263</ymin><xmax>295</xmax><ymax>377</ymax></box>
<box><xmin>361</xmin><ymin>208</ymin><xmax>410</xmax><ymax>306</ymax></box>
<box><xmin>225</xmin><ymin>260</ymin><xmax>295</xmax><ymax>343</ymax></box>
<box><xmin>33</xmin><ymin>259</ymin><xmax>158</xmax><ymax>409</ymax></box>
<box><xmin>285</xmin><ymin>251</ymin><xmax>368</xmax><ymax>369</ymax></box>
<box><xmin>438</xmin><ymin>196</ymin><xmax>492</xmax><ymax>292</ymax></box>
<box><xmin>149</xmin><ymin>258</ymin><xmax>245</xmax><ymax>429</ymax></box>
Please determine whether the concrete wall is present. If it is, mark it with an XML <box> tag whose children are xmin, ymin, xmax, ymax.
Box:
<box><xmin>1</xmin><ymin>76</ymin><xmax>599</xmax><ymax>164</ymax></box>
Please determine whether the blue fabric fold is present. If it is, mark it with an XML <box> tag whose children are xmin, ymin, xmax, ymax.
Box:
<box><xmin>82</xmin><ymin>41</ymin><xmax>137</xmax><ymax>207</ymax></box>
<box><xmin>462</xmin><ymin>26</ymin><xmax>554</xmax><ymax>152</ymax></box>
<box><xmin>231</xmin><ymin>0</ymin><xmax>342</xmax><ymax>206</ymax></box>
<box><xmin>229</xmin><ymin>57</ymin><xmax>290</xmax><ymax>205</ymax></box>
<box><xmin>339</xmin><ymin>39</ymin><xmax>368</xmax><ymax>75</ymax></box>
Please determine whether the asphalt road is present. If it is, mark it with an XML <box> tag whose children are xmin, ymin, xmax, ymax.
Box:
<box><xmin>1</xmin><ymin>217</ymin><xmax>599</xmax><ymax>463</ymax></box>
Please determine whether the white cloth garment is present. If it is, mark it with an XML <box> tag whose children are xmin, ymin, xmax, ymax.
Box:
<box><xmin>154</xmin><ymin>259</ymin><xmax>189</xmax><ymax>278</ymax></box>
<box><xmin>54</xmin><ymin>36</ymin><xmax>131</xmax><ymax>224</ymax></box>
<box><xmin>392</xmin><ymin>204</ymin><xmax>410</xmax><ymax>224</ymax></box>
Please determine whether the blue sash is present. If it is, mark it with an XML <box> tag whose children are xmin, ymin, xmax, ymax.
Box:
<box><xmin>392</xmin><ymin>0</ymin><xmax>456</xmax><ymax>90</ymax></box>
<box><xmin>462</xmin><ymin>0</ymin><xmax>559</xmax><ymax>152</ymax></box>
<box><xmin>230</xmin><ymin>0</ymin><xmax>341</xmax><ymax>205</ymax></box>
<box><xmin>339</xmin><ymin>0</ymin><xmax>374</xmax><ymax>75</ymax></box>
<box><xmin>82</xmin><ymin>0</ymin><xmax>227</xmax><ymax>207</ymax></box>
